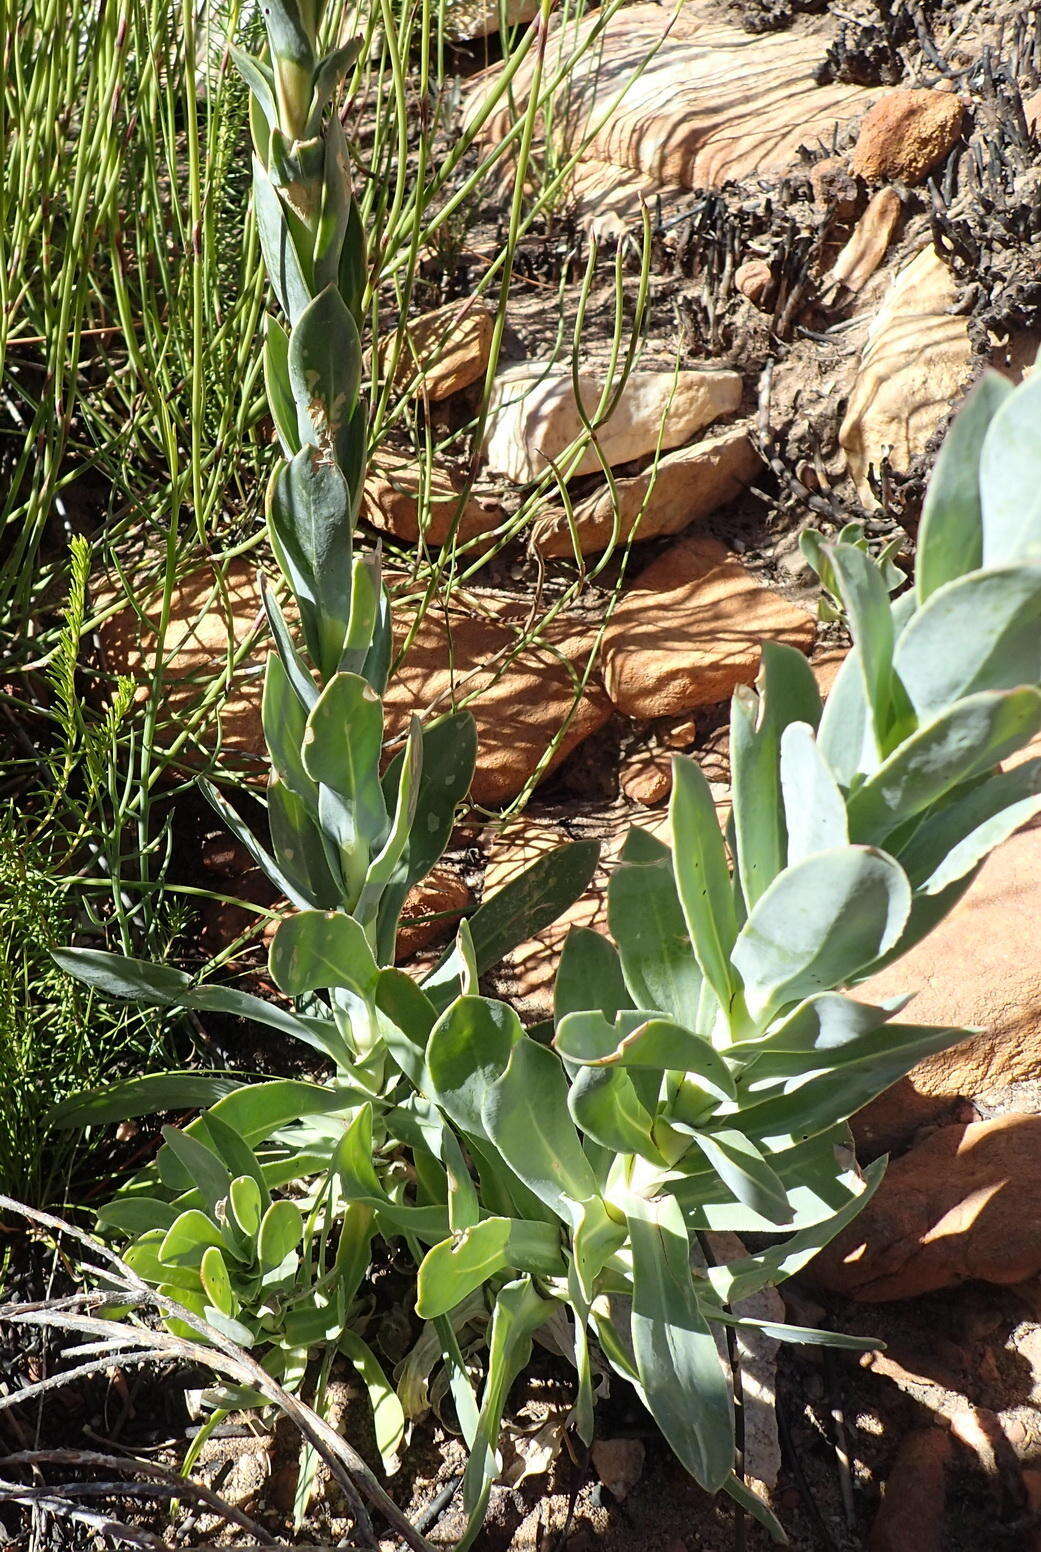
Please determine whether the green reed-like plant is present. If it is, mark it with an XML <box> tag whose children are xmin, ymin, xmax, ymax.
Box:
<box><xmin>61</xmin><ymin>363</ymin><xmax>1041</xmax><ymax>1544</ymax></box>
<box><xmin>50</xmin><ymin>2</ymin><xmax>1041</xmax><ymax>1546</ymax></box>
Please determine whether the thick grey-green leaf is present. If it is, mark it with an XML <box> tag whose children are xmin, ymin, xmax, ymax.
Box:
<box><xmin>896</xmin><ymin>758</ymin><xmax>1041</xmax><ymax>894</ymax></box>
<box><xmin>374</xmin><ymin>710</ymin><xmax>477</xmax><ymax>964</ymax></box>
<box><xmin>895</xmin><ymin>564</ymin><xmax>1041</xmax><ymax>717</ymax></box>
<box><xmin>262</xmin><ymin>313</ymin><xmax>299</xmax><ymax>457</ymax></box>
<box><xmin>424</xmin><ymin>841</ymin><xmax>599</xmax><ymax>1010</ymax></box>
<box><xmin>482</xmin><ymin>1038</ymin><xmax>599</xmax><ymax>1222</ymax></box>
<box><xmin>459</xmin><ymin>1278</ymin><xmax>551</xmax><ymax>1550</ymax></box>
<box><xmin>267</xmin><ymin>774</ymin><xmax>343</xmax><ymax>909</ymax></box>
<box><xmin>567</xmin><ymin>1063</ymin><xmax>664</xmax><ymax>1161</ymax></box>
<box><xmin>627</xmin><ymin>1193</ymin><xmax>734</xmax><ymax>1492</ymax></box>
<box><xmin>425</xmin><ymin>996</ymin><xmax>523</xmax><ymax>1138</ymax></box>
<box><xmin>608</xmin><ymin>851</ymin><xmax>702</xmax><ymax>1026</ymax></box>
<box><xmin>416</xmin><ymin>1219</ymin><xmax>564</xmax><ymax>1319</ymax></box>
<box><xmin>730</xmin><ymin>641</ymin><xmax>822</xmax><ymax>909</ymax></box>
<box><xmin>689</xmin><ymin>1128</ymin><xmax>792</xmax><ymax>1225</ymax></box>
<box><xmin>48</xmin><ymin>1071</ymin><xmax>243</xmax><ymax>1130</ymax></box>
<box><xmin>731</xmin><ymin>846</ymin><xmax>911</xmax><ymax>1019</ymax></box>
<box><xmin>262</xmin><ymin>651</ymin><xmax>314</xmax><ymax>806</ymax></box>
<box><xmin>828</xmin><ymin>543</ymin><xmax>899</xmax><ymax>757</ymax></box>
<box><xmin>555</xmin><ymin>927</ymin><xmax>631</xmax><ymax>1025</ymax></box>
<box><xmin>707</xmin><ymin>1157</ymin><xmax>886</xmax><ymax>1304</ymax></box>
<box><xmin>736</xmin><ymin>1021</ymin><xmax>972</xmax><ymax>1145</ymax></box>
<box><xmin>846</xmin><ymin>687</ymin><xmax>1041</xmax><ymax>846</ymax></box>
<box><xmin>670</xmin><ymin>756</ymin><xmax>738</xmax><ymax>1011</ymax></box>
<box><xmin>252</xmin><ymin>159</ymin><xmax>310</xmax><ymax>324</ymax></box>
<box><xmin>302</xmin><ymin>671</ymin><xmax>387</xmax><ymax>847</ymax></box>
<box><xmin>980</xmin><ymin>365</ymin><xmax>1041</xmax><ymax>566</ymax></box>
<box><xmin>259</xmin><ymin>574</ymin><xmax>317</xmax><ymax>712</ymax></box>
<box><xmin>555</xmin><ymin>1011</ymin><xmax>735</xmax><ymax>1098</ymax></box>
<box><xmin>268</xmin><ymin>449</ymin><xmax>352</xmax><ymax>680</ymax></box>
<box><xmin>268</xmin><ymin>909</ymin><xmax>377</xmax><ymax>999</ymax></box>
<box><xmin>779</xmin><ymin>721</ymin><xmax>848</xmax><ymax>865</ymax></box>
<box><xmin>817</xmin><ymin>642</ymin><xmax>873</xmax><ymax>785</ymax></box>
<box><xmin>917</xmin><ymin>371</ymin><xmax>1013</xmax><ymax>602</ymax></box>
<box><xmin>288</xmin><ymin>284</ymin><xmax>361</xmax><ymax>461</ymax></box>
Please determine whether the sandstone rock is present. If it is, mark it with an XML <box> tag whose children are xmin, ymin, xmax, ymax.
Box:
<box><xmin>531</xmin><ymin>426</ymin><xmax>760</xmax><ymax>557</ymax></box>
<box><xmin>600</xmin><ymin>537</ymin><xmax>815</xmax><ymax>719</ymax></box>
<box><xmin>383</xmin><ymin>299</ymin><xmax>493</xmax><ymax>401</ymax></box>
<box><xmin>735</xmin><ymin>258</ymin><xmax>776</xmax><ymax>311</ymax></box>
<box><xmin>384</xmin><ymin>598</ymin><xmax>611</xmax><ymax>807</ymax></box>
<box><xmin>564</xmin><ymin>158</ymin><xmax>679</xmax><ymax>241</ymax></box>
<box><xmin>363</xmin><ymin>452</ymin><xmax>503</xmax><ymax>547</ymax></box>
<box><xmin>853</xmin><ymin>785</ymin><xmax>1041</xmax><ymax>1152</ymax></box>
<box><xmin>395</xmin><ymin>867</ymin><xmax>472</xmax><ymax>960</ymax></box>
<box><xmin>821</xmin><ymin>186</ymin><xmax>903</xmax><ymax>301</ymax></box>
<box><xmin>463</xmin><ymin>3</ymin><xmax>880</xmax><ymax>192</ymax></box>
<box><xmin>813</xmin><ymin>1115</ymin><xmax>1041</xmax><ymax>1301</ymax></box>
<box><xmin>484</xmin><ymin>363</ymin><xmax>742</xmax><ymax>485</ymax></box>
<box><xmin>869</xmin><ymin>1429</ymin><xmax>952</xmax><ymax>1552</ymax></box>
<box><xmin>445</xmin><ymin>0</ymin><xmax>544</xmax><ymax>40</ymax></box>
<box><xmin>97</xmin><ymin>557</ymin><xmax>267</xmax><ymax>773</ymax></box>
<box><xmin>101</xmin><ymin>559</ymin><xmax>609</xmax><ymax>808</ymax></box>
<box><xmin>619</xmin><ymin>747</ymin><xmax>673</xmax><ymax>808</ymax></box>
<box><xmin>839</xmin><ymin>246</ymin><xmax>975</xmax><ymax>505</ymax></box>
<box><xmin>850</xmin><ymin>88</ymin><xmax>965</xmax><ymax>186</ymax></box>
<box><xmin>591</xmin><ymin>1438</ymin><xmax>645</xmax><ymax>1501</ymax></box>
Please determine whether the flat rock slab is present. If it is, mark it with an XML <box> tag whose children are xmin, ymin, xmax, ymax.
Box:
<box><xmin>840</xmin><ymin>245</ymin><xmax>976</xmax><ymax>504</ymax></box>
<box><xmin>813</xmin><ymin>1114</ymin><xmax>1041</xmax><ymax>1301</ymax></box>
<box><xmin>854</xmin><ymin>753</ymin><xmax>1041</xmax><ymax>1152</ymax></box>
<box><xmin>600</xmin><ymin>536</ymin><xmax>815</xmax><ymax>718</ymax></box>
<box><xmin>98</xmin><ymin>557</ymin><xmax>267</xmax><ymax>771</ymax></box>
<box><xmin>532</xmin><ymin>425</ymin><xmax>761</xmax><ymax>557</ymax></box>
<box><xmin>463</xmin><ymin>1</ymin><xmax>881</xmax><ymax>193</ymax></box>
<box><xmin>99</xmin><ymin>561</ymin><xmax>610</xmax><ymax>807</ymax></box>
<box><xmin>446</xmin><ymin>0</ymin><xmax>543</xmax><ymax>40</ymax></box>
<box><xmin>363</xmin><ymin>452</ymin><xmax>503</xmax><ymax>547</ymax></box>
<box><xmin>380</xmin><ymin>298</ymin><xmax>493</xmax><ymax>403</ymax></box>
<box><xmin>384</xmin><ymin>598</ymin><xmax>611</xmax><ymax>807</ymax></box>
<box><xmin>484</xmin><ymin>362</ymin><xmax>741</xmax><ymax>484</ymax></box>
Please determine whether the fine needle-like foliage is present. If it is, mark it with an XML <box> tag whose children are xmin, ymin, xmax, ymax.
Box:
<box><xmin>51</xmin><ymin>1</ymin><xmax>1041</xmax><ymax>1543</ymax></box>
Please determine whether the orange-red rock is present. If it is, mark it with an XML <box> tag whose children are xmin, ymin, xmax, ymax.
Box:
<box><xmin>464</xmin><ymin>5</ymin><xmax>880</xmax><ymax>193</ymax></box>
<box><xmin>600</xmin><ymin>537</ymin><xmax>815</xmax><ymax>719</ymax></box>
<box><xmin>735</xmin><ymin>259</ymin><xmax>776</xmax><ymax>311</ymax></box>
<box><xmin>850</xmin><ymin>88</ymin><xmax>965</xmax><ymax>186</ymax></box>
<box><xmin>813</xmin><ymin>1115</ymin><xmax>1041</xmax><ymax>1301</ymax></box>
<box><xmin>363</xmin><ymin>453</ymin><xmax>503</xmax><ymax>547</ymax></box>
<box><xmin>395</xmin><ymin>867</ymin><xmax>472</xmax><ymax>960</ymax></box>
<box><xmin>869</xmin><ymin>1429</ymin><xmax>952</xmax><ymax>1552</ymax></box>
<box><xmin>385</xmin><ymin>598</ymin><xmax>611</xmax><ymax>807</ymax></box>
<box><xmin>531</xmin><ymin>428</ymin><xmax>760</xmax><ymax>558</ymax></box>
<box><xmin>619</xmin><ymin>747</ymin><xmax>673</xmax><ymax>808</ymax></box>
<box><xmin>383</xmin><ymin>299</ymin><xmax>493</xmax><ymax>402</ymax></box>
<box><xmin>97</xmin><ymin>557</ymin><xmax>267</xmax><ymax>772</ymax></box>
